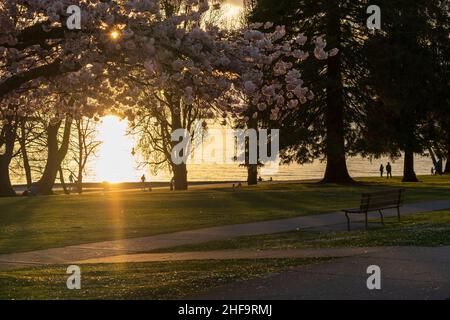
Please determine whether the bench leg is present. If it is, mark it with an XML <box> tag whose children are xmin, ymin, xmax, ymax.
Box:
<box><xmin>344</xmin><ymin>212</ymin><xmax>351</xmax><ymax>231</ymax></box>
<box><xmin>365</xmin><ymin>212</ymin><xmax>368</xmax><ymax>230</ymax></box>
<box><xmin>397</xmin><ymin>207</ymin><xmax>401</xmax><ymax>222</ymax></box>
<box><xmin>378</xmin><ymin>210</ymin><xmax>385</xmax><ymax>225</ymax></box>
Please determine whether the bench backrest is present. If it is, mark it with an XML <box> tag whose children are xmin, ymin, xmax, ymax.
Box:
<box><xmin>360</xmin><ymin>189</ymin><xmax>405</xmax><ymax>211</ymax></box>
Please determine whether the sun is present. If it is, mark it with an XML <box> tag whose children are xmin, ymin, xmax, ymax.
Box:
<box><xmin>221</xmin><ymin>4</ymin><xmax>242</xmax><ymax>20</ymax></box>
<box><xmin>94</xmin><ymin>116</ymin><xmax>138</xmax><ymax>183</ymax></box>
<box><xmin>110</xmin><ymin>30</ymin><xmax>120</xmax><ymax>40</ymax></box>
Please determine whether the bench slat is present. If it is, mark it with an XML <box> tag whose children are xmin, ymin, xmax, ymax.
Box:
<box><xmin>344</xmin><ymin>189</ymin><xmax>405</xmax><ymax>231</ymax></box>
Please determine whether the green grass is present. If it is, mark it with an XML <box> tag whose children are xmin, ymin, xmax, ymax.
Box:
<box><xmin>0</xmin><ymin>175</ymin><xmax>449</xmax><ymax>254</ymax></box>
<box><xmin>0</xmin><ymin>258</ymin><xmax>326</xmax><ymax>300</ymax></box>
<box><xmin>150</xmin><ymin>210</ymin><xmax>450</xmax><ymax>253</ymax></box>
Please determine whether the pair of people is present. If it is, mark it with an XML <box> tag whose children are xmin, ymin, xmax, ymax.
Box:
<box><xmin>69</xmin><ymin>173</ymin><xmax>78</xmax><ymax>192</ymax></box>
<box><xmin>379</xmin><ymin>162</ymin><xmax>393</xmax><ymax>179</ymax></box>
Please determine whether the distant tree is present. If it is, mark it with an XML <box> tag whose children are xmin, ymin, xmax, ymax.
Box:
<box><xmin>64</xmin><ymin>117</ymin><xmax>102</xmax><ymax>194</ymax></box>
<box><xmin>362</xmin><ymin>0</ymin><xmax>450</xmax><ymax>181</ymax></box>
<box><xmin>247</xmin><ymin>0</ymin><xmax>373</xmax><ymax>183</ymax></box>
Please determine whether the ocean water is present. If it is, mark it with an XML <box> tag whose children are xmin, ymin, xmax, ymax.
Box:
<box><xmin>10</xmin><ymin>116</ymin><xmax>437</xmax><ymax>184</ymax></box>
<box><xmin>175</xmin><ymin>155</ymin><xmax>434</xmax><ymax>182</ymax></box>
<box><xmin>85</xmin><ymin>154</ymin><xmax>435</xmax><ymax>183</ymax></box>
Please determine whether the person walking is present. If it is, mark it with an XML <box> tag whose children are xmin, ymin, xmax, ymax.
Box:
<box><xmin>140</xmin><ymin>174</ymin><xmax>146</xmax><ymax>191</ymax></box>
<box><xmin>170</xmin><ymin>177</ymin><xmax>174</xmax><ymax>191</ymax></box>
<box><xmin>379</xmin><ymin>164</ymin><xmax>384</xmax><ymax>177</ymax></box>
<box><xmin>386</xmin><ymin>162</ymin><xmax>392</xmax><ymax>179</ymax></box>
<box><xmin>69</xmin><ymin>173</ymin><xmax>75</xmax><ymax>192</ymax></box>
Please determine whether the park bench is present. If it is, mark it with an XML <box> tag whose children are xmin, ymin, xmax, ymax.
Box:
<box><xmin>342</xmin><ymin>189</ymin><xmax>405</xmax><ymax>231</ymax></box>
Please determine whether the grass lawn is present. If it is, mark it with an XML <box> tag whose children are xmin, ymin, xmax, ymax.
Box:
<box><xmin>0</xmin><ymin>175</ymin><xmax>449</xmax><ymax>254</ymax></box>
<box><xmin>150</xmin><ymin>210</ymin><xmax>450</xmax><ymax>253</ymax></box>
<box><xmin>0</xmin><ymin>258</ymin><xmax>327</xmax><ymax>299</ymax></box>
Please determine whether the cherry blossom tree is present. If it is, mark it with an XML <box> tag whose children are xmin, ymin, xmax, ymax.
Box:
<box><xmin>1</xmin><ymin>0</ymin><xmax>334</xmax><ymax>194</ymax></box>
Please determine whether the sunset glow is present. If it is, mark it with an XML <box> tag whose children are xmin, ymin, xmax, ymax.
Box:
<box><xmin>94</xmin><ymin>116</ymin><xmax>137</xmax><ymax>183</ymax></box>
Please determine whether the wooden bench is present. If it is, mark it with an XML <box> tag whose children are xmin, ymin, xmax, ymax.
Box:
<box><xmin>342</xmin><ymin>189</ymin><xmax>405</xmax><ymax>231</ymax></box>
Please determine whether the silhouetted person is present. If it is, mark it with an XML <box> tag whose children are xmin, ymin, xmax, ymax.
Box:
<box><xmin>386</xmin><ymin>162</ymin><xmax>392</xmax><ymax>179</ymax></box>
<box><xmin>258</xmin><ymin>176</ymin><xmax>263</xmax><ymax>182</ymax></box>
<box><xmin>170</xmin><ymin>177</ymin><xmax>175</xmax><ymax>191</ymax></box>
<box><xmin>141</xmin><ymin>174</ymin><xmax>146</xmax><ymax>191</ymax></box>
<box><xmin>69</xmin><ymin>173</ymin><xmax>75</xmax><ymax>192</ymax></box>
<box><xmin>379</xmin><ymin>164</ymin><xmax>384</xmax><ymax>177</ymax></box>
<box><xmin>431</xmin><ymin>167</ymin><xmax>435</xmax><ymax>175</ymax></box>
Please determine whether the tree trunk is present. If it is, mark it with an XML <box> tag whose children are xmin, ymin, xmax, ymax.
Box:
<box><xmin>77</xmin><ymin>121</ymin><xmax>83</xmax><ymax>194</ymax></box>
<box><xmin>59</xmin><ymin>166</ymin><xmax>69</xmax><ymax>195</ymax></box>
<box><xmin>36</xmin><ymin>117</ymin><xmax>73</xmax><ymax>195</ymax></box>
<box><xmin>247</xmin><ymin>164</ymin><xmax>258</xmax><ymax>185</ymax></box>
<box><xmin>19</xmin><ymin>120</ymin><xmax>32</xmax><ymax>189</ymax></box>
<box><xmin>172</xmin><ymin>163</ymin><xmax>188</xmax><ymax>190</ymax></box>
<box><xmin>428</xmin><ymin>146</ymin><xmax>438</xmax><ymax>168</ymax></box>
<box><xmin>402</xmin><ymin>149</ymin><xmax>419</xmax><ymax>182</ymax></box>
<box><xmin>322</xmin><ymin>4</ymin><xmax>353</xmax><ymax>184</ymax></box>
<box><xmin>246</xmin><ymin>118</ymin><xmax>258</xmax><ymax>186</ymax></box>
<box><xmin>445</xmin><ymin>147</ymin><xmax>450</xmax><ymax>174</ymax></box>
<box><xmin>0</xmin><ymin>154</ymin><xmax>15</xmax><ymax>197</ymax></box>
<box><xmin>0</xmin><ymin>122</ymin><xmax>17</xmax><ymax>197</ymax></box>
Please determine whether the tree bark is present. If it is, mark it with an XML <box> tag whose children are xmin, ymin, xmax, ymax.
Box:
<box><xmin>59</xmin><ymin>166</ymin><xmax>69</xmax><ymax>195</ymax></box>
<box><xmin>445</xmin><ymin>147</ymin><xmax>450</xmax><ymax>174</ymax></box>
<box><xmin>246</xmin><ymin>118</ymin><xmax>258</xmax><ymax>186</ymax></box>
<box><xmin>172</xmin><ymin>163</ymin><xmax>188</xmax><ymax>190</ymax></box>
<box><xmin>0</xmin><ymin>123</ymin><xmax>17</xmax><ymax>197</ymax></box>
<box><xmin>247</xmin><ymin>164</ymin><xmax>258</xmax><ymax>185</ymax></box>
<box><xmin>77</xmin><ymin>121</ymin><xmax>83</xmax><ymax>194</ymax></box>
<box><xmin>36</xmin><ymin>117</ymin><xmax>73</xmax><ymax>195</ymax></box>
<box><xmin>428</xmin><ymin>146</ymin><xmax>438</xmax><ymax>168</ymax></box>
<box><xmin>402</xmin><ymin>149</ymin><xmax>419</xmax><ymax>182</ymax></box>
<box><xmin>322</xmin><ymin>4</ymin><xmax>353</xmax><ymax>184</ymax></box>
<box><xmin>19</xmin><ymin>120</ymin><xmax>32</xmax><ymax>189</ymax></box>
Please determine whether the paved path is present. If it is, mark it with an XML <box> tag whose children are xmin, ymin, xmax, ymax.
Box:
<box><xmin>191</xmin><ymin>246</ymin><xmax>450</xmax><ymax>300</ymax></box>
<box><xmin>1</xmin><ymin>199</ymin><xmax>450</xmax><ymax>271</ymax></box>
<box><xmin>74</xmin><ymin>247</ymin><xmax>383</xmax><ymax>264</ymax></box>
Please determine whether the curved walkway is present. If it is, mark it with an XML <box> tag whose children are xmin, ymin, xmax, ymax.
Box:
<box><xmin>1</xmin><ymin>199</ymin><xmax>450</xmax><ymax>270</ymax></box>
<box><xmin>74</xmin><ymin>247</ymin><xmax>383</xmax><ymax>264</ymax></box>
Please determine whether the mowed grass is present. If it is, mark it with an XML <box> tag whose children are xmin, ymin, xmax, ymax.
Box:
<box><xmin>0</xmin><ymin>258</ymin><xmax>326</xmax><ymax>300</ymax></box>
<box><xmin>151</xmin><ymin>210</ymin><xmax>450</xmax><ymax>253</ymax></box>
<box><xmin>0</xmin><ymin>175</ymin><xmax>449</xmax><ymax>254</ymax></box>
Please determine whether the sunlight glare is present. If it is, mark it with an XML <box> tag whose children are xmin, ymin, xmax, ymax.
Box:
<box><xmin>222</xmin><ymin>4</ymin><xmax>242</xmax><ymax>20</ymax></box>
<box><xmin>110</xmin><ymin>30</ymin><xmax>120</xmax><ymax>40</ymax></box>
<box><xmin>94</xmin><ymin>116</ymin><xmax>138</xmax><ymax>183</ymax></box>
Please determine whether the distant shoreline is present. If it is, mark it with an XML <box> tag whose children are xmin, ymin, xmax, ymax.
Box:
<box><xmin>12</xmin><ymin>179</ymin><xmax>321</xmax><ymax>193</ymax></box>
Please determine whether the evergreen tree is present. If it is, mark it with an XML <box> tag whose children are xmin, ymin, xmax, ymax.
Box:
<box><xmin>362</xmin><ymin>0</ymin><xmax>450</xmax><ymax>181</ymax></box>
<box><xmin>248</xmin><ymin>0</ymin><xmax>373</xmax><ymax>183</ymax></box>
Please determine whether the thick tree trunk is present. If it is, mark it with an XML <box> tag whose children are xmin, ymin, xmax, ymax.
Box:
<box><xmin>402</xmin><ymin>149</ymin><xmax>419</xmax><ymax>182</ymax></box>
<box><xmin>36</xmin><ymin>118</ymin><xmax>73</xmax><ymax>195</ymax></box>
<box><xmin>172</xmin><ymin>163</ymin><xmax>188</xmax><ymax>190</ymax></box>
<box><xmin>246</xmin><ymin>118</ymin><xmax>258</xmax><ymax>185</ymax></box>
<box><xmin>322</xmin><ymin>5</ymin><xmax>353</xmax><ymax>184</ymax></box>
<box><xmin>0</xmin><ymin>155</ymin><xmax>15</xmax><ymax>197</ymax></box>
<box><xmin>247</xmin><ymin>164</ymin><xmax>258</xmax><ymax>185</ymax></box>
<box><xmin>19</xmin><ymin>120</ymin><xmax>32</xmax><ymax>189</ymax></box>
<box><xmin>0</xmin><ymin>122</ymin><xmax>17</xmax><ymax>197</ymax></box>
<box><xmin>445</xmin><ymin>148</ymin><xmax>450</xmax><ymax>174</ymax></box>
